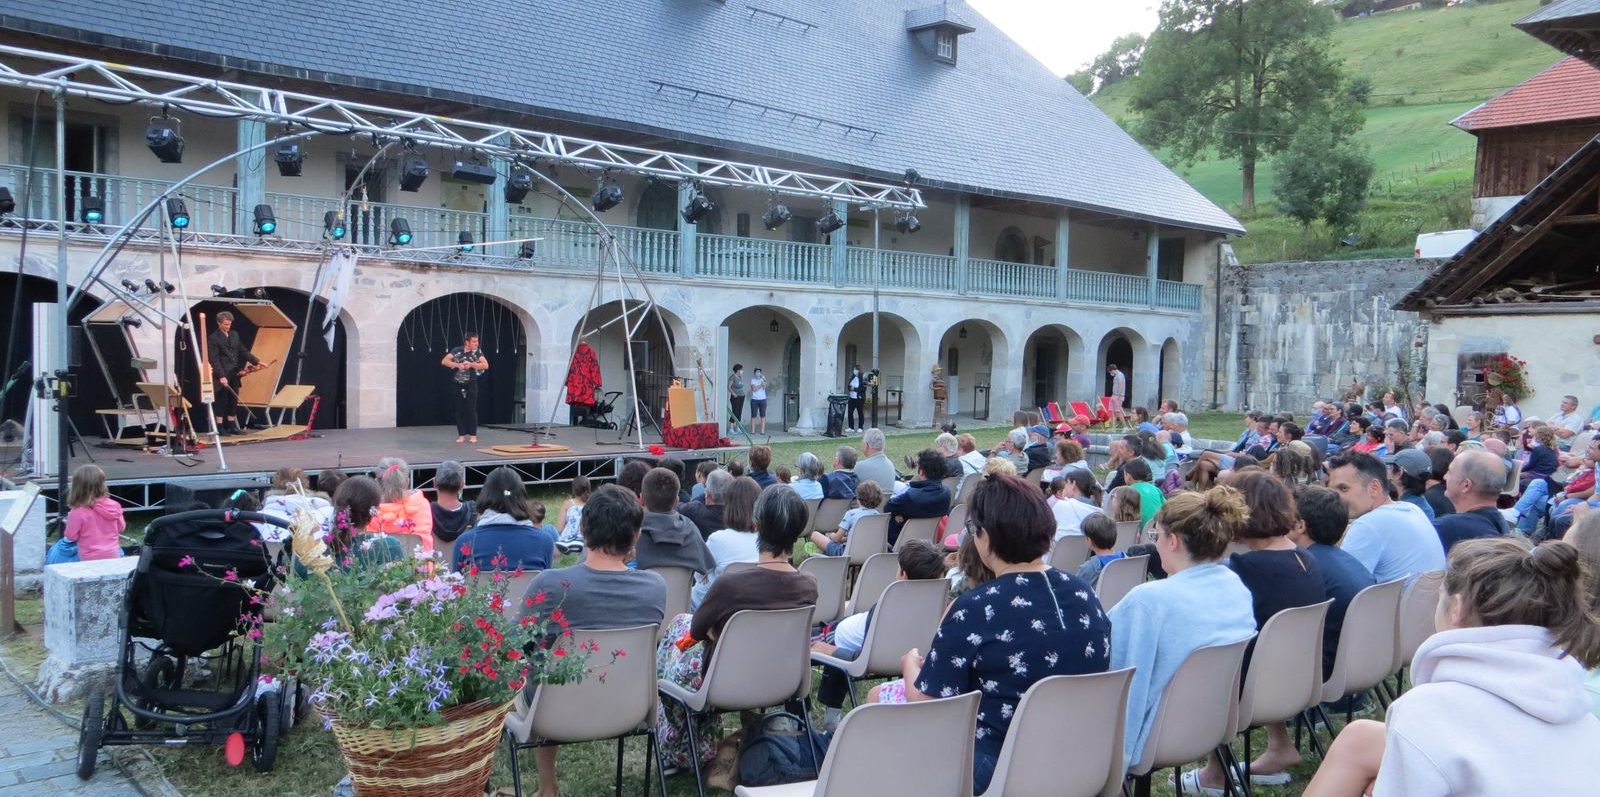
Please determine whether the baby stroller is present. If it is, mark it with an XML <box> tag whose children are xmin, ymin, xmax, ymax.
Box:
<box><xmin>579</xmin><ymin>390</ymin><xmax>622</xmax><ymax>430</ymax></box>
<box><xmin>78</xmin><ymin>508</ymin><xmax>284</xmax><ymax>779</ymax></box>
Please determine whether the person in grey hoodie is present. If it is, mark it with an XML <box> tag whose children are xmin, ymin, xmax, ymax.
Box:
<box><xmin>635</xmin><ymin>468</ymin><xmax>716</xmax><ymax>574</ymax></box>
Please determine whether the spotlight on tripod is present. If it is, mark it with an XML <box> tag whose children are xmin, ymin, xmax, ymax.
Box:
<box><xmin>211</xmin><ymin>284</ymin><xmax>229</xmax><ymax>297</ymax></box>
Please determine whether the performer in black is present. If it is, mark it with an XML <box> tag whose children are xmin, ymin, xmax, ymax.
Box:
<box><xmin>208</xmin><ymin>311</ymin><xmax>260</xmax><ymax>435</ymax></box>
<box><xmin>440</xmin><ymin>332</ymin><xmax>488</xmax><ymax>443</ymax></box>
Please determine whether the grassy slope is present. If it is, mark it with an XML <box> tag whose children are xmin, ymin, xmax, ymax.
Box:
<box><xmin>1092</xmin><ymin>0</ymin><xmax>1561</xmax><ymax>261</ymax></box>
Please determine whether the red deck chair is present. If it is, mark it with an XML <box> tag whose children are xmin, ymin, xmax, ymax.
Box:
<box><xmin>1042</xmin><ymin>402</ymin><xmax>1065</xmax><ymax>424</ymax></box>
<box><xmin>1069</xmin><ymin>401</ymin><xmax>1100</xmax><ymax>426</ymax></box>
<box><xmin>1097</xmin><ymin>396</ymin><xmax>1124</xmax><ymax>427</ymax></box>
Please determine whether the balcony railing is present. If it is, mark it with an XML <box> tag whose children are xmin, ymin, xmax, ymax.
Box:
<box><xmin>0</xmin><ymin>163</ymin><xmax>1205</xmax><ymax>313</ymax></box>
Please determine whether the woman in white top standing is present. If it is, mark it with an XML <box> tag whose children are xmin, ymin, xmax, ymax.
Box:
<box><xmin>749</xmin><ymin>367</ymin><xmax>769</xmax><ymax>435</ymax></box>
<box><xmin>692</xmin><ymin>476</ymin><xmax>763</xmax><ymax>608</ymax></box>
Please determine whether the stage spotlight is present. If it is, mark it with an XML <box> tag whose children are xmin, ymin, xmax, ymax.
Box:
<box><xmin>450</xmin><ymin>158</ymin><xmax>497</xmax><ymax>185</ymax></box>
<box><xmin>252</xmin><ymin>204</ymin><xmax>277</xmax><ymax>235</ymax></box>
<box><xmin>504</xmin><ymin>167</ymin><xmax>534</xmax><ymax>204</ymax></box>
<box><xmin>904</xmin><ymin>167</ymin><xmax>921</xmax><ymax>185</ymax></box>
<box><xmin>145</xmin><ymin>117</ymin><xmax>185</xmax><ymax>163</ymax></box>
<box><xmin>162</xmin><ymin>281</ymin><xmax>176</xmax><ymax>293</ymax></box>
<box><xmin>124</xmin><ymin>279</ymin><xmax>142</xmax><ymax>292</ymax></box>
<box><xmin>275</xmin><ymin>142</ymin><xmax>303</xmax><ymax>177</ymax></box>
<box><xmin>457</xmin><ymin>231</ymin><xmax>475</xmax><ymax>253</ymax></box>
<box><xmin>518</xmin><ymin>240</ymin><xmax>536</xmax><ymax>259</ymax></box>
<box><xmin>80</xmin><ymin>196</ymin><xmax>104</xmax><ymax>224</ymax></box>
<box><xmin>166</xmin><ymin>197</ymin><xmax>190</xmax><ymax>229</ymax></box>
<box><xmin>211</xmin><ymin>284</ymin><xmax>229</xmax><ymax>297</ymax></box>
<box><xmin>389</xmin><ymin>217</ymin><xmax>413</xmax><ymax>246</ymax></box>
<box><xmin>323</xmin><ymin>210</ymin><xmax>347</xmax><ymax>240</ymax></box>
<box><xmin>398</xmin><ymin>154</ymin><xmax>429</xmax><ymax>192</ymax></box>
<box><xmin>142</xmin><ymin>279</ymin><xmax>159</xmax><ymax>294</ymax></box>
<box><xmin>895</xmin><ymin>213</ymin><xmax>922</xmax><ymax>234</ymax></box>
<box><xmin>816</xmin><ymin>210</ymin><xmax>844</xmax><ymax>235</ymax></box>
<box><xmin>118</xmin><ymin>315</ymin><xmax>142</xmax><ymax>329</ymax></box>
<box><xmin>681</xmin><ymin>192</ymin><xmax>715</xmax><ymax>225</ymax></box>
<box><xmin>251</xmin><ymin>288</ymin><xmax>269</xmax><ymax>300</ymax></box>
<box><xmin>592</xmin><ymin>183</ymin><xmax>624</xmax><ymax>212</ymax></box>
<box><xmin>763</xmin><ymin>203</ymin><xmax>792</xmax><ymax>231</ymax></box>
<box><xmin>0</xmin><ymin>186</ymin><xmax>13</xmax><ymax>215</ymax></box>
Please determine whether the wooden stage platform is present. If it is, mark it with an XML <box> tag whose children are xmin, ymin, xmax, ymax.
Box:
<box><xmin>5</xmin><ymin>425</ymin><xmax>740</xmax><ymax>513</ymax></box>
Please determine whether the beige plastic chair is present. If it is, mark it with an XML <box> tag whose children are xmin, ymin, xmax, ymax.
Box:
<box><xmin>1126</xmin><ymin>638</ymin><xmax>1253</xmax><ymax>795</ymax></box>
<box><xmin>734</xmin><ymin>691</ymin><xmax>981</xmax><ymax>797</ymax></box>
<box><xmin>893</xmin><ymin>516</ymin><xmax>943</xmax><ymax>551</ymax></box>
<box><xmin>979</xmin><ymin>669</ymin><xmax>1135</xmax><ymax>797</ymax></box>
<box><xmin>1094</xmin><ymin>554</ymin><xmax>1149</xmax><ymax>610</ymax></box>
<box><xmin>1229</xmin><ymin>601</ymin><xmax>1332</xmax><ymax>782</ymax></box>
<box><xmin>844</xmin><ymin>552</ymin><xmax>900</xmax><ymax>616</ymax></box>
<box><xmin>799</xmin><ymin>554</ymin><xmax>850</xmax><ymax>626</ymax></box>
<box><xmin>504</xmin><ymin>623</ymin><xmax>662</xmax><ymax>797</ymax></box>
<box><xmin>658</xmin><ymin>606</ymin><xmax>818</xmax><ymax>797</ymax></box>
<box><xmin>1024</xmin><ymin>466</ymin><xmax>1047</xmax><ymax>485</ymax></box>
<box><xmin>1501</xmin><ymin>458</ymin><xmax>1524</xmax><ymax>498</ymax></box>
<box><xmin>944</xmin><ymin>503</ymin><xmax>969</xmax><ymax>549</ymax></box>
<box><xmin>647</xmin><ymin>566</ymin><xmax>695</xmax><ymax>624</ymax></box>
<box><xmin>812</xmin><ymin>497</ymin><xmax>852</xmax><ymax>533</ymax></box>
<box><xmin>802</xmin><ymin>498</ymin><xmax>823</xmax><ymax>535</ymax></box>
<box><xmin>1391</xmin><ymin>570</ymin><xmax>1445</xmax><ymax>691</ymax></box>
<box><xmin>1049</xmin><ymin>536</ymin><xmax>1091</xmax><ymax>573</ymax></box>
<box><xmin>811</xmin><ymin>578</ymin><xmax>949</xmax><ymax>707</ymax></box>
<box><xmin>941</xmin><ymin>476</ymin><xmax>960</xmax><ymax>505</ymax></box>
<box><xmin>1316</xmin><ymin>579</ymin><xmax>1405</xmax><ymax>729</ymax></box>
<box><xmin>1114</xmin><ymin>520</ymin><xmax>1140</xmax><ymax>552</ymax></box>
<box><xmin>841</xmin><ymin>513</ymin><xmax>890</xmax><ymax>567</ymax></box>
<box><xmin>954</xmin><ymin>474</ymin><xmax>979</xmax><ymax>506</ymax></box>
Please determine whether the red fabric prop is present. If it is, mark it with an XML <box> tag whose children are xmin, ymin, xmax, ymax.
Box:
<box><xmin>565</xmin><ymin>341</ymin><xmax>601</xmax><ymax>407</ymax></box>
<box><xmin>661</xmin><ymin>402</ymin><xmax>730</xmax><ymax>449</ymax></box>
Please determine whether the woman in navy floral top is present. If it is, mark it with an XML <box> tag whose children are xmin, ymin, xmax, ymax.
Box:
<box><xmin>896</xmin><ymin>473</ymin><xmax>1111</xmax><ymax>793</ymax></box>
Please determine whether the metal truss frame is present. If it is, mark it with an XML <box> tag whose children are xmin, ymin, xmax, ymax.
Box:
<box><xmin>0</xmin><ymin>43</ymin><xmax>925</xmax><ymax>210</ymax></box>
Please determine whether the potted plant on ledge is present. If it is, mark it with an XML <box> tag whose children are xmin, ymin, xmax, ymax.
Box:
<box><xmin>264</xmin><ymin>509</ymin><xmax>590</xmax><ymax>797</ymax></box>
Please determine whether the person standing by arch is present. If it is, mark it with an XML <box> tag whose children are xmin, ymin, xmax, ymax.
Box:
<box><xmin>727</xmin><ymin>363</ymin><xmax>746</xmax><ymax>427</ymax></box>
<box><xmin>846</xmin><ymin>363</ymin><xmax>865</xmax><ymax>433</ymax></box>
<box><xmin>208</xmin><ymin>310</ymin><xmax>260</xmax><ymax>436</ymax></box>
<box><xmin>441</xmin><ymin>331</ymin><xmax>488</xmax><ymax>444</ymax></box>
<box><xmin>748</xmin><ymin>367</ymin><xmax>769</xmax><ymax>435</ymax></box>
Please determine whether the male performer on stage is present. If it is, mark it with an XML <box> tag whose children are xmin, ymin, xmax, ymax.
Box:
<box><xmin>441</xmin><ymin>332</ymin><xmax>489</xmax><ymax>444</ymax></box>
<box><xmin>208</xmin><ymin>311</ymin><xmax>260</xmax><ymax>435</ymax></box>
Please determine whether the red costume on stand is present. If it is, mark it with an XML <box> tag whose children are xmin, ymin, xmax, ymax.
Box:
<box><xmin>565</xmin><ymin>342</ymin><xmax>601</xmax><ymax>409</ymax></box>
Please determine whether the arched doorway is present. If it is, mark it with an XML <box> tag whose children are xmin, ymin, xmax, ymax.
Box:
<box><xmin>936</xmin><ymin>320</ymin><xmax>1006</xmax><ymax>419</ymax></box>
<box><xmin>1097</xmin><ymin>328</ymin><xmax>1145</xmax><ymax>408</ymax></box>
<box><xmin>394</xmin><ymin>293</ymin><xmax>527</xmax><ymax>427</ymax></box>
<box><xmin>837</xmin><ymin>312</ymin><xmax>921</xmax><ymax>423</ymax></box>
<box><xmin>635</xmin><ymin>179</ymin><xmax>679</xmax><ymax>231</ymax></box>
<box><xmin>1022</xmin><ymin>325</ymin><xmax>1082</xmax><ymax>410</ymax></box>
<box><xmin>1160</xmin><ymin>338</ymin><xmax>1180</xmax><ymax>407</ymax></box>
<box><xmin>181</xmin><ymin>288</ymin><xmax>352</xmax><ymax>429</ymax></box>
<box><xmin>0</xmin><ymin>273</ymin><xmax>108</xmax><ymax>435</ymax></box>
<box><xmin>995</xmin><ymin>227</ymin><xmax>1029</xmax><ymax>263</ymax></box>
<box><xmin>722</xmin><ymin>306</ymin><xmax>814</xmax><ymax>430</ymax></box>
<box><xmin>570</xmin><ymin>302</ymin><xmax>686</xmax><ymax>429</ymax></box>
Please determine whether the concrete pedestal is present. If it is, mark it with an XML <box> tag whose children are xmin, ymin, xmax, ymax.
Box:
<box><xmin>37</xmin><ymin>556</ymin><xmax>136</xmax><ymax>703</ymax></box>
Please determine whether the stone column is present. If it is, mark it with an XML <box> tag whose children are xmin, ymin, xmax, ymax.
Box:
<box><xmin>1055</xmin><ymin>210</ymin><xmax>1071</xmax><ymax>301</ymax></box>
<box><xmin>236</xmin><ymin>110</ymin><xmax>267</xmax><ymax>236</ymax></box>
<box><xmin>677</xmin><ymin>166</ymin><xmax>698</xmax><ymax>278</ymax></box>
<box><xmin>830</xmin><ymin>199</ymin><xmax>847</xmax><ymax>288</ymax></box>
<box><xmin>486</xmin><ymin>135</ymin><xmax>511</xmax><ymax>258</ymax></box>
<box><xmin>1146</xmin><ymin>223</ymin><xmax>1160</xmax><ymax>307</ymax></box>
<box><xmin>954</xmin><ymin>195</ymin><xmax>971</xmax><ymax>295</ymax></box>
<box><xmin>38</xmin><ymin>557</ymin><xmax>137</xmax><ymax>703</ymax></box>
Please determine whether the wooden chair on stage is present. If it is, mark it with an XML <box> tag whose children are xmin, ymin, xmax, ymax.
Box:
<box><xmin>240</xmin><ymin>384</ymin><xmax>317</xmax><ymax>427</ymax></box>
<box><xmin>135</xmin><ymin>382</ymin><xmax>189</xmax><ymax>441</ymax></box>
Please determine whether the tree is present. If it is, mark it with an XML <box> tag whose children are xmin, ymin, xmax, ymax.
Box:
<box><xmin>1130</xmin><ymin>0</ymin><xmax>1349</xmax><ymax>213</ymax></box>
<box><xmin>1089</xmin><ymin>33</ymin><xmax>1146</xmax><ymax>90</ymax></box>
<box><xmin>1065</xmin><ymin>70</ymin><xmax>1095</xmax><ymax>96</ymax></box>
<box><xmin>1273</xmin><ymin>109</ymin><xmax>1373</xmax><ymax>235</ymax></box>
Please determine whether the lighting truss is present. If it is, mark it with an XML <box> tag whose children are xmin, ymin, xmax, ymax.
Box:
<box><xmin>0</xmin><ymin>44</ymin><xmax>924</xmax><ymax>210</ymax></box>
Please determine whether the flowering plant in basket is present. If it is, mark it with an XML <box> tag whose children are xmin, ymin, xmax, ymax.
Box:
<box><xmin>261</xmin><ymin>507</ymin><xmax>593</xmax><ymax>730</ymax></box>
<box><xmin>1481</xmin><ymin>354</ymin><xmax>1532</xmax><ymax>401</ymax></box>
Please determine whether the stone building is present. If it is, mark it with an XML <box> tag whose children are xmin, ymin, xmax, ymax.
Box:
<box><xmin>0</xmin><ymin>1</ymin><xmax>1240</xmax><ymax>435</ymax></box>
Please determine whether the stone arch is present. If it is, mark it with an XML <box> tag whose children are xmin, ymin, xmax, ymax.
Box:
<box><xmin>721</xmin><ymin>305</ymin><xmax>818</xmax><ymax>430</ymax></box>
<box><xmin>0</xmin><ymin>272</ymin><xmax>107</xmax><ymax>433</ymax></box>
<box><xmin>837</xmin><ymin>312</ymin><xmax>923</xmax><ymax>423</ymax></box>
<box><xmin>1159</xmin><ymin>337</ymin><xmax>1181</xmax><ymax>408</ymax></box>
<box><xmin>995</xmin><ymin>226</ymin><xmax>1029</xmax><ymax>263</ymax></box>
<box><xmin>935</xmin><ymin>319</ymin><xmax>1009</xmax><ymax>419</ymax></box>
<box><xmin>1096</xmin><ymin>326</ymin><xmax>1149</xmax><ymax>408</ymax></box>
<box><xmin>569</xmin><ymin>301</ymin><xmax>690</xmax><ymax>428</ymax></box>
<box><xmin>393</xmin><ymin>292</ymin><xmax>530</xmax><ymax>427</ymax></box>
<box><xmin>634</xmin><ymin>179</ymin><xmax>679</xmax><ymax>231</ymax></box>
<box><xmin>1022</xmin><ymin>323</ymin><xmax>1086</xmax><ymax>410</ymax></box>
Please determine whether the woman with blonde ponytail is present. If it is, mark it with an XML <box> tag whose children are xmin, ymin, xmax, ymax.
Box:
<box><xmin>1108</xmin><ymin>486</ymin><xmax>1258</xmax><ymax>769</ymax></box>
<box><xmin>1305</xmin><ymin>536</ymin><xmax>1600</xmax><ymax>797</ymax></box>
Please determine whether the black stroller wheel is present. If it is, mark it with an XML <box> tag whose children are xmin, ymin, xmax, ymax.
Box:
<box><xmin>134</xmin><ymin>655</ymin><xmax>179</xmax><ymax>729</ymax></box>
<box><xmin>77</xmin><ymin>692</ymin><xmax>104</xmax><ymax>780</ymax></box>
<box><xmin>251</xmin><ymin>694</ymin><xmax>281</xmax><ymax>772</ymax></box>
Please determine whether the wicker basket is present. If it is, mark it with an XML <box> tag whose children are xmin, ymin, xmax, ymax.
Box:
<box><xmin>327</xmin><ymin>699</ymin><xmax>513</xmax><ymax>797</ymax></box>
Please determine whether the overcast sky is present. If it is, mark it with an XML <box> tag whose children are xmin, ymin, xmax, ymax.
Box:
<box><xmin>967</xmin><ymin>0</ymin><xmax>1160</xmax><ymax>77</ymax></box>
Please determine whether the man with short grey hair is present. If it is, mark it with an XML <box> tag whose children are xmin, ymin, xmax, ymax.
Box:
<box><xmin>1433</xmin><ymin>450</ymin><xmax>1510</xmax><ymax>553</ymax></box>
<box><xmin>678</xmin><ymin>468</ymin><xmax>732</xmax><ymax>539</ymax></box>
<box><xmin>823</xmin><ymin>446</ymin><xmax>859</xmax><ymax>499</ymax></box>
<box><xmin>854</xmin><ymin>428</ymin><xmax>898</xmax><ymax>492</ymax></box>
<box><xmin>1549</xmin><ymin>394</ymin><xmax>1586</xmax><ymax>449</ymax></box>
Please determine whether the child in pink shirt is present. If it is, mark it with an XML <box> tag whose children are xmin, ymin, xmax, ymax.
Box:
<box><xmin>64</xmin><ymin>464</ymin><xmax>125</xmax><ymax>561</ymax></box>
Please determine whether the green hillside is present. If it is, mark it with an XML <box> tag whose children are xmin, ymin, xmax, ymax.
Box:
<box><xmin>1091</xmin><ymin>0</ymin><xmax>1563</xmax><ymax>261</ymax></box>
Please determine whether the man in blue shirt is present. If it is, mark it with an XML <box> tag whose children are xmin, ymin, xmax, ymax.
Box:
<box><xmin>1433</xmin><ymin>450</ymin><xmax>1510</xmax><ymax>553</ymax></box>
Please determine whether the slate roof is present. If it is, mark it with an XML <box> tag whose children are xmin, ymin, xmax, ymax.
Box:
<box><xmin>1516</xmin><ymin>0</ymin><xmax>1600</xmax><ymax>67</ymax></box>
<box><xmin>0</xmin><ymin>0</ymin><xmax>1244</xmax><ymax>235</ymax></box>
<box><xmin>1453</xmin><ymin>57</ymin><xmax>1600</xmax><ymax>133</ymax></box>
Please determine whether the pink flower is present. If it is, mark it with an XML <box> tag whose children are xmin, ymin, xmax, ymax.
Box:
<box><xmin>177</xmin><ymin>555</ymin><xmax>196</xmax><ymax>569</ymax></box>
<box><xmin>223</xmin><ymin>568</ymin><xmax>239</xmax><ymax>582</ymax></box>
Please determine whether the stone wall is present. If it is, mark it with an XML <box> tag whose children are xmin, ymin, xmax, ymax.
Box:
<box><xmin>1220</xmin><ymin>257</ymin><xmax>1443</xmax><ymax>413</ymax></box>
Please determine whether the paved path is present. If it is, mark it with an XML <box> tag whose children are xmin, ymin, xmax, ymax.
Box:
<box><xmin>0</xmin><ymin>672</ymin><xmax>143</xmax><ymax>796</ymax></box>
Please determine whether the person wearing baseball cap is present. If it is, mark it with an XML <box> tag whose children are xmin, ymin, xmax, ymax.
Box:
<box><xmin>1384</xmin><ymin>448</ymin><xmax>1436</xmax><ymax>521</ymax></box>
<box><xmin>1023</xmin><ymin>424</ymin><xmax>1053</xmax><ymax>472</ymax></box>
